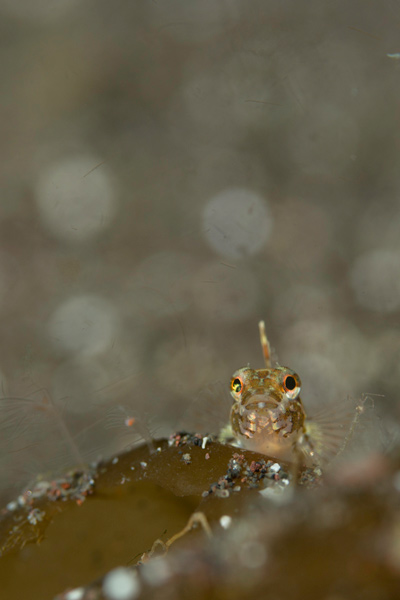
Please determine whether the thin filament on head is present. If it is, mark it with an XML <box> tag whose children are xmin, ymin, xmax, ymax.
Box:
<box><xmin>258</xmin><ymin>321</ymin><xmax>272</xmax><ymax>368</ymax></box>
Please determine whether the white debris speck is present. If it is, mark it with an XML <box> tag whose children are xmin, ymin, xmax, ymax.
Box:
<box><xmin>103</xmin><ymin>567</ymin><xmax>140</xmax><ymax>600</ymax></box>
<box><xmin>156</xmin><ymin>447</ymin><xmax>162</xmax><ymax>452</ymax></box>
<box><xmin>387</xmin><ymin>53</ymin><xmax>400</xmax><ymax>59</ymax></box>
<box><xmin>140</xmin><ymin>461</ymin><xmax>147</xmax><ymax>469</ymax></box>
<box><xmin>219</xmin><ymin>515</ymin><xmax>232</xmax><ymax>529</ymax></box>
<box><xmin>112</xmin><ymin>457</ymin><xmax>119</xmax><ymax>465</ymax></box>
<box><xmin>182</xmin><ymin>453</ymin><xmax>191</xmax><ymax>464</ymax></box>
<box><xmin>31</xmin><ymin>481</ymin><xmax>51</xmax><ymax>497</ymax></box>
<box><xmin>6</xmin><ymin>501</ymin><xmax>18</xmax><ymax>512</ymax></box>
<box><xmin>216</xmin><ymin>488</ymin><xmax>230</xmax><ymax>498</ymax></box>
<box><xmin>201</xmin><ymin>436</ymin><xmax>209</xmax><ymax>449</ymax></box>
<box><xmin>65</xmin><ymin>588</ymin><xmax>85</xmax><ymax>600</ymax></box>
<box><xmin>270</xmin><ymin>463</ymin><xmax>281</xmax><ymax>473</ymax></box>
<box><xmin>257</xmin><ymin>402</ymin><xmax>265</xmax><ymax>409</ymax></box>
<box><xmin>130</xmin><ymin>465</ymin><xmax>135</xmax><ymax>471</ymax></box>
<box><xmin>27</xmin><ymin>508</ymin><xmax>45</xmax><ymax>525</ymax></box>
<box><xmin>17</xmin><ymin>494</ymin><xmax>27</xmax><ymax>507</ymax></box>
<box><xmin>259</xmin><ymin>483</ymin><xmax>294</xmax><ymax>504</ymax></box>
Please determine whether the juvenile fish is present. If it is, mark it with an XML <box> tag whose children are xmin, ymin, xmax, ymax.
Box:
<box><xmin>222</xmin><ymin>322</ymin><xmax>359</xmax><ymax>466</ymax></box>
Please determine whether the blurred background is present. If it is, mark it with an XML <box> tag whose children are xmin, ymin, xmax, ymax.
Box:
<box><xmin>0</xmin><ymin>0</ymin><xmax>400</xmax><ymax>502</ymax></box>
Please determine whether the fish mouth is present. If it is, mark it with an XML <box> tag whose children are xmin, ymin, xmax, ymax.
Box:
<box><xmin>241</xmin><ymin>390</ymin><xmax>282</xmax><ymax>412</ymax></box>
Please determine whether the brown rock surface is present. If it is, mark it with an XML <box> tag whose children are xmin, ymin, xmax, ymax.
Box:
<box><xmin>1</xmin><ymin>434</ymin><xmax>399</xmax><ymax>600</ymax></box>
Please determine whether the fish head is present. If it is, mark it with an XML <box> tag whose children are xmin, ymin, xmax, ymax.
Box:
<box><xmin>230</xmin><ymin>365</ymin><xmax>302</xmax><ymax>407</ymax></box>
<box><xmin>229</xmin><ymin>365</ymin><xmax>306</xmax><ymax>457</ymax></box>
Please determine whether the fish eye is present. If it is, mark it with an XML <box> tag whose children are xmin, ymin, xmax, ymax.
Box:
<box><xmin>231</xmin><ymin>378</ymin><xmax>243</xmax><ymax>394</ymax></box>
<box><xmin>282</xmin><ymin>373</ymin><xmax>301</xmax><ymax>399</ymax></box>
<box><xmin>283</xmin><ymin>375</ymin><xmax>296</xmax><ymax>391</ymax></box>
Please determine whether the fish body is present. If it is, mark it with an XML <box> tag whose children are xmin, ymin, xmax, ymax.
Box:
<box><xmin>229</xmin><ymin>365</ymin><xmax>311</xmax><ymax>461</ymax></box>
<box><xmin>225</xmin><ymin>322</ymin><xmax>354</xmax><ymax>466</ymax></box>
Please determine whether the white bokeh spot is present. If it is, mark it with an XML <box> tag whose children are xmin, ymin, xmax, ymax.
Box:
<box><xmin>202</xmin><ymin>188</ymin><xmax>272</xmax><ymax>259</ymax></box>
<box><xmin>35</xmin><ymin>155</ymin><xmax>116</xmax><ymax>243</ymax></box>
<box><xmin>103</xmin><ymin>567</ymin><xmax>140</xmax><ymax>600</ymax></box>
<box><xmin>48</xmin><ymin>295</ymin><xmax>118</xmax><ymax>356</ymax></box>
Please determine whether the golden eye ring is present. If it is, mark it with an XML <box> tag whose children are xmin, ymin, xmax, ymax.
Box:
<box><xmin>283</xmin><ymin>374</ymin><xmax>297</xmax><ymax>392</ymax></box>
<box><xmin>282</xmin><ymin>373</ymin><xmax>300</xmax><ymax>399</ymax></box>
<box><xmin>231</xmin><ymin>377</ymin><xmax>243</xmax><ymax>394</ymax></box>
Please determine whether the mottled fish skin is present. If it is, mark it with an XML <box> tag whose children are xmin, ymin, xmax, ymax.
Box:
<box><xmin>229</xmin><ymin>365</ymin><xmax>309</xmax><ymax>461</ymax></box>
<box><xmin>224</xmin><ymin>321</ymin><xmax>360</xmax><ymax>466</ymax></box>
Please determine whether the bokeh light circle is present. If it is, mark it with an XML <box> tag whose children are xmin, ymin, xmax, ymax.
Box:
<box><xmin>48</xmin><ymin>294</ymin><xmax>118</xmax><ymax>356</ymax></box>
<box><xmin>202</xmin><ymin>188</ymin><xmax>272</xmax><ymax>260</ymax></box>
<box><xmin>34</xmin><ymin>155</ymin><xmax>116</xmax><ymax>243</ymax></box>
